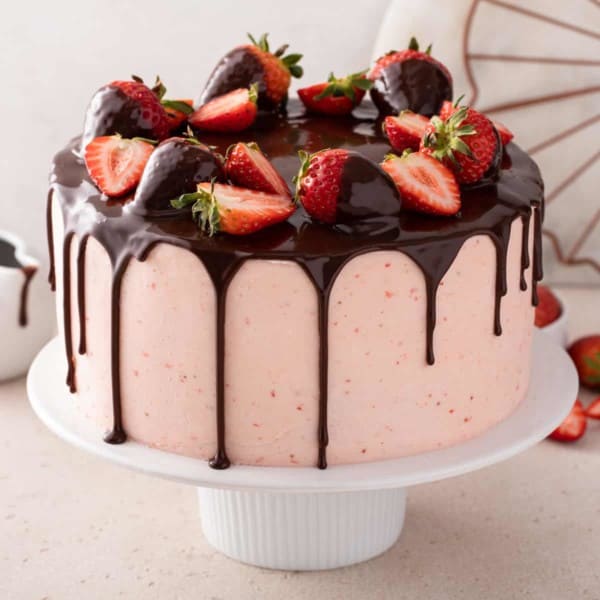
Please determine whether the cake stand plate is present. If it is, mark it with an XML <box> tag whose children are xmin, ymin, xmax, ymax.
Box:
<box><xmin>27</xmin><ymin>331</ymin><xmax>577</xmax><ymax>570</ymax></box>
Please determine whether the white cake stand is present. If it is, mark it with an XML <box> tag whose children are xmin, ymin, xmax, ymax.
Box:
<box><xmin>27</xmin><ymin>331</ymin><xmax>577</xmax><ymax>570</ymax></box>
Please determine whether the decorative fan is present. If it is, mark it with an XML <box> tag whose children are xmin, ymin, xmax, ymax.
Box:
<box><xmin>373</xmin><ymin>0</ymin><xmax>600</xmax><ymax>282</ymax></box>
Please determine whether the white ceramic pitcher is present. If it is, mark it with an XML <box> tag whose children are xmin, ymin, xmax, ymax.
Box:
<box><xmin>0</xmin><ymin>230</ymin><xmax>55</xmax><ymax>380</ymax></box>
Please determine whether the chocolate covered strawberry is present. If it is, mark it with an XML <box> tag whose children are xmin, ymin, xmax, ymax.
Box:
<box><xmin>421</xmin><ymin>104</ymin><xmax>501</xmax><ymax>184</ymax></box>
<box><xmin>132</xmin><ymin>136</ymin><xmax>225</xmax><ymax>215</ymax></box>
<box><xmin>171</xmin><ymin>182</ymin><xmax>296</xmax><ymax>235</ymax></box>
<box><xmin>82</xmin><ymin>77</ymin><xmax>171</xmax><ymax>150</ymax></box>
<box><xmin>84</xmin><ymin>135</ymin><xmax>154</xmax><ymax>197</ymax></box>
<box><xmin>381</xmin><ymin>151</ymin><xmax>460</xmax><ymax>216</ymax></box>
<box><xmin>294</xmin><ymin>149</ymin><xmax>401</xmax><ymax>226</ymax></box>
<box><xmin>383</xmin><ymin>110</ymin><xmax>429</xmax><ymax>153</ymax></box>
<box><xmin>534</xmin><ymin>285</ymin><xmax>562</xmax><ymax>327</ymax></box>
<box><xmin>549</xmin><ymin>400</ymin><xmax>587</xmax><ymax>443</ymax></box>
<box><xmin>225</xmin><ymin>142</ymin><xmax>290</xmax><ymax>198</ymax></box>
<box><xmin>368</xmin><ymin>37</ymin><xmax>452</xmax><ymax>116</ymax></box>
<box><xmin>298</xmin><ymin>71</ymin><xmax>372</xmax><ymax>116</ymax></box>
<box><xmin>189</xmin><ymin>86</ymin><xmax>258</xmax><ymax>132</ymax></box>
<box><xmin>568</xmin><ymin>336</ymin><xmax>600</xmax><ymax>389</ymax></box>
<box><xmin>200</xmin><ymin>33</ymin><xmax>303</xmax><ymax>110</ymax></box>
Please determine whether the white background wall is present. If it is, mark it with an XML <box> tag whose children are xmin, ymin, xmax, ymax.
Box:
<box><xmin>0</xmin><ymin>0</ymin><xmax>390</xmax><ymax>266</ymax></box>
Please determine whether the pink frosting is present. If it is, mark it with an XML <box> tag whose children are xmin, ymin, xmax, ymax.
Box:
<box><xmin>52</xmin><ymin>200</ymin><xmax>533</xmax><ymax>467</ymax></box>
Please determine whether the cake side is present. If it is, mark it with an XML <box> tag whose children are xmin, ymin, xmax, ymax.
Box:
<box><xmin>50</xmin><ymin>192</ymin><xmax>534</xmax><ymax>466</ymax></box>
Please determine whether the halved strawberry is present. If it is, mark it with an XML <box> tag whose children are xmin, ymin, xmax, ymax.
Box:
<box><xmin>84</xmin><ymin>135</ymin><xmax>154</xmax><ymax>197</ymax></box>
<box><xmin>549</xmin><ymin>399</ymin><xmax>587</xmax><ymax>442</ymax></box>
<box><xmin>585</xmin><ymin>397</ymin><xmax>600</xmax><ymax>419</ymax></box>
<box><xmin>170</xmin><ymin>182</ymin><xmax>295</xmax><ymax>235</ymax></box>
<box><xmin>225</xmin><ymin>142</ymin><xmax>290</xmax><ymax>198</ymax></box>
<box><xmin>298</xmin><ymin>71</ymin><xmax>372</xmax><ymax>116</ymax></box>
<box><xmin>383</xmin><ymin>111</ymin><xmax>429</xmax><ymax>153</ymax></box>
<box><xmin>492</xmin><ymin>120</ymin><xmax>514</xmax><ymax>146</ymax></box>
<box><xmin>381</xmin><ymin>151</ymin><xmax>460</xmax><ymax>216</ymax></box>
<box><xmin>162</xmin><ymin>99</ymin><xmax>194</xmax><ymax>130</ymax></box>
<box><xmin>189</xmin><ymin>85</ymin><xmax>257</xmax><ymax>132</ymax></box>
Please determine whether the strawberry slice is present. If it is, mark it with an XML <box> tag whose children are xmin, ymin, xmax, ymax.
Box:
<box><xmin>549</xmin><ymin>399</ymin><xmax>587</xmax><ymax>442</ymax></box>
<box><xmin>383</xmin><ymin>111</ymin><xmax>429</xmax><ymax>153</ymax></box>
<box><xmin>492</xmin><ymin>119</ymin><xmax>514</xmax><ymax>146</ymax></box>
<box><xmin>189</xmin><ymin>86</ymin><xmax>257</xmax><ymax>132</ymax></box>
<box><xmin>162</xmin><ymin>99</ymin><xmax>194</xmax><ymax>130</ymax></box>
<box><xmin>171</xmin><ymin>182</ymin><xmax>295</xmax><ymax>235</ymax></box>
<box><xmin>225</xmin><ymin>142</ymin><xmax>291</xmax><ymax>198</ymax></box>
<box><xmin>585</xmin><ymin>397</ymin><xmax>600</xmax><ymax>420</ymax></box>
<box><xmin>84</xmin><ymin>135</ymin><xmax>154</xmax><ymax>197</ymax></box>
<box><xmin>381</xmin><ymin>151</ymin><xmax>460</xmax><ymax>216</ymax></box>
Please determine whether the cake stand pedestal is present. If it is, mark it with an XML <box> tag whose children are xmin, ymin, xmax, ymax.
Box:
<box><xmin>27</xmin><ymin>331</ymin><xmax>577</xmax><ymax>570</ymax></box>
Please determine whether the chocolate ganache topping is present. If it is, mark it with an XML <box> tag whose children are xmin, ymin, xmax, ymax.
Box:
<box><xmin>48</xmin><ymin>99</ymin><xmax>544</xmax><ymax>470</ymax></box>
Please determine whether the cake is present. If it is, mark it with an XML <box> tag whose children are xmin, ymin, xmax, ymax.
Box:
<box><xmin>47</xmin><ymin>35</ymin><xmax>543</xmax><ymax>469</ymax></box>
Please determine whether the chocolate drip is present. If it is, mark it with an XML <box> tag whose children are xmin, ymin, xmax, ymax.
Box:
<box><xmin>62</xmin><ymin>232</ymin><xmax>76</xmax><ymax>393</ymax></box>
<box><xmin>520</xmin><ymin>212</ymin><xmax>531</xmax><ymax>291</ymax></box>
<box><xmin>76</xmin><ymin>236</ymin><xmax>89</xmax><ymax>354</ymax></box>
<box><xmin>47</xmin><ymin>190</ymin><xmax>56</xmax><ymax>291</ymax></box>
<box><xmin>491</xmin><ymin>221</ymin><xmax>511</xmax><ymax>336</ymax></box>
<box><xmin>18</xmin><ymin>267</ymin><xmax>36</xmax><ymax>327</ymax></box>
<box><xmin>201</xmin><ymin>255</ymin><xmax>245</xmax><ymax>470</ymax></box>
<box><xmin>531</xmin><ymin>205</ymin><xmax>544</xmax><ymax>306</ymax></box>
<box><xmin>104</xmin><ymin>258</ymin><xmax>129</xmax><ymax>444</ymax></box>
<box><xmin>402</xmin><ymin>241</ymin><xmax>464</xmax><ymax>364</ymax></box>
<box><xmin>48</xmin><ymin>101</ymin><xmax>545</xmax><ymax>469</ymax></box>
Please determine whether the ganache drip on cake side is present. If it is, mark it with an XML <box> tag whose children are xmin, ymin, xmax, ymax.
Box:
<box><xmin>47</xmin><ymin>100</ymin><xmax>544</xmax><ymax>470</ymax></box>
<box><xmin>0</xmin><ymin>238</ymin><xmax>37</xmax><ymax>328</ymax></box>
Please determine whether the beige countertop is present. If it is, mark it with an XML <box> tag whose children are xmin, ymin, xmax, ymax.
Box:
<box><xmin>2</xmin><ymin>287</ymin><xmax>600</xmax><ymax>600</ymax></box>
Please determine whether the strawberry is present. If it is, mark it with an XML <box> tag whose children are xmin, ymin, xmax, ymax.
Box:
<box><xmin>534</xmin><ymin>285</ymin><xmax>562</xmax><ymax>327</ymax></box>
<box><xmin>439</xmin><ymin>99</ymin><xmax>454</xmax><ymax>120</ymax></box>
<box><xmin>421</xmin><ymin>104</ymin><xmax>500</xmax><ymax>184</ymax></box>
<box><xmin>170</xmin><ymin>182</ymin><xmax>296</xmax><ymax>235</ymax></box>
<box><xmin>383</xmin><ymin>111</ymin><xmax>429</xmax><ymax>153</ymax></box>
<box><xmin>368</xmin><ymin>37</ymin><xmax>452</xmax><ymax>116</ymax></box>
<box><xmin>162</xmin><ymin>99</ymin><xmax>194</xmax><ymax>131</ymax></box>
<box><xmin>84</xmin><ymin>135</ymin><xmax>154</xmax><ymax>197</ymax></box>
<box><xmin>132</xmin><ymin>136</ymin><xmax>224</xmax><ymax>215</ymax></box>
<box><xmin>568</xmin><ymin>336</ymin><xmax>600</xmax><ymax>389</ymax></box>
<box><xmin>298</xmin><ymin>71</ymin><xmax>372</xmax><ymax>116</ymax></box>
<box><xmin>225</xmin><ymin>142</ymin><xmax>290</xmax><ymax>198</ymax></box>
<box><xmin>294</xmin><ymin>149</ymin><xmax>401</xmax><ymax>225</ymax></box>
<box><xmin>189</xmin><ymin>86</ymin><xmax>258</xmax><ymax>132</ymax></box>
<box><xmin>585</xmin><ymin>397</ymin><xmax>600</xmax><ymax>419</ymax></box>
<box><xmin>201</xmin><ymin>33</ymin><xmax>303</xmax><ymax>110</ymax></box>
<box><xmin>493</xmin><ymin>120</ymin><xmax>514</xmax><ymax>146</ymax></box>
<box><xmin>549</xmin><ymin>399</ymin><xmax>587</xmax><ymax>442</ymax></box>
<box><xmin>83</xmin><ymin>76</ymin><xmax>171</xmax><ymax>149</ymax></box>
<box><xmin>381</xmin><ymin>151</ymin><xmax>460</xmax><ymax>216</ymax></box>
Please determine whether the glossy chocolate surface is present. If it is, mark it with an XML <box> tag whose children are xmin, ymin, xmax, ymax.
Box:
<box><xmin>48</xmin><ymin>99</ymin><xmax>544</xmax><ymax>469</ymax></box>
<box><xmin>132</xmin><ymin>137</ymin><xmax>225</xmax><ymax>216</ymax></box>
<box><xmin>199</xmin><ymin>47</ymin><xmax>273</xmax><ymax>109</ymax></box>
<box><xmin>0</xmin><ymin>239</ymin><xmax>20</xmax><ymax>269</ymax></box>
<box><xmin>82</xmin><ymin>85</ymin><xmax>159</xmax><ymax>150</ymax></box>
<box><xmin>370</xmin><ymin>59</ymin><xmax>452</xmax><ymax>116</ymax></box>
